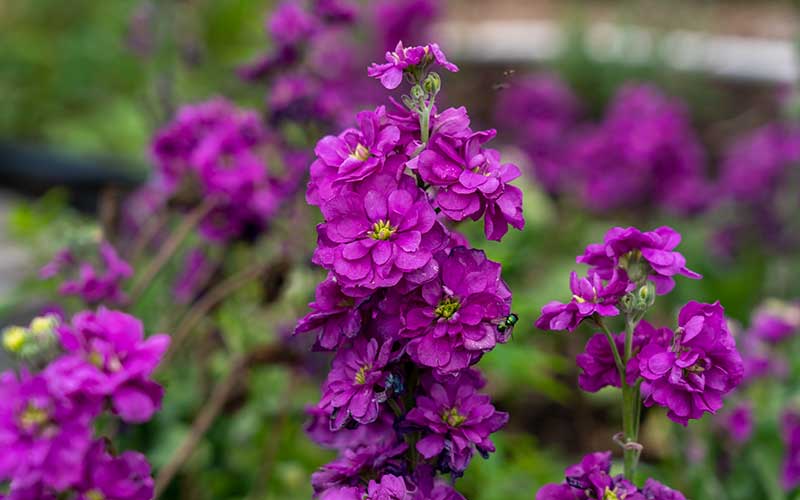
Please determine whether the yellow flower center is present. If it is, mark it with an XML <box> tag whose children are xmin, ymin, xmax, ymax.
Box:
<box><xmin>3</xmin><ymin>326</ymin><xmax>27</xmax><ymax>353</ymax></box>
<box><xmin>604</xmin><ymin>487</ymin><xmax>620</xmax><ymax>500</ymax></box>
<box><xmin>19</xmin><ymin>404</ymin><xmax>49</xmax><ymax>431</ymax></box>
<box><xmin>354</xmin><ymin>365</ymin><xmax>371</xmax><ymax>385</ymax></box>
<box><xmin>435</xmin><ymin>297</ymin><xmax>461</xmax><ymax>319</ymax></box>
<box><xmin>369</xmin><ymin>219</ymin><xmax>397</xmax><ymax>241</ymax></box>
<box><xmin>86</xmin><ymin>489</ymin><xmax>105</xmax><ymax>500</ymax></box>
<box><xmin>572</xmin><ymin>295</ymin><xmax>586</xmax><ymax>304</ymax></box>
<box><xmin>441</xmin><ymin>407</ymin><xmax>467</xmax><ymax>427</ymax></box>
<box><xmin>350</xmin><ymin>143</ymin><xmax>370</xmax><ymax>162</ymax></box>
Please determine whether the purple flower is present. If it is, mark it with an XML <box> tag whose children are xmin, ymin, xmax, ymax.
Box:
<box><xmin>493</xmin><ymin>73</ymin><xmax>580</xmax><ymax>194</ymax></box>
<box><xmin>393</xmin><ymin>247</ymin><xmax>511</xmax><ymax>373</ymax></box>
<box><xmin>267</xmin><ymin>1</ymin><xmax>317</xmax><ymax>47</ymax></box>
<box><xmin>314</xmin><ymin>0</ymin><xmax>358</xmax><ymax>24</ymax></box>
<box><xmin>750</xmin><ymin>299</ymin><xmax>800</xmax><ymax>343</ymax></box>
<box><xmin>417</xmin><ymin>130</ymin><xmax>525</xmax><ymax>241</ymax></box>
<box><xmin>305</xmin><ymin>402</ymin><xmax>395</xmax><ymax>450</ymax></box>
<box><xmin>54</xmin><ymin>308</ymin><xmax>170</xmax><ymax>423</ymax></box>
<box><xmin>406</xmin><ymin>371</ymin><xmax>508</xmax><ymax>473</ymax></box>
<box><xmin>782</xmin><ymin>409</ymin><xmax>800</xmax><ymax>491</ymax></box>
<box><xmin>368</xmin><ymin>42</ymin><xmax>458</xmax><ymax>90</ymax></box>
<box><xmin>576</xmin><ymin>321</ymin><xmax>651</xmax><ymax>392</ymax></box>
<box><xmin>310</xmin><ymin>106</ymin><xmax>401</xmax><ymax>205</ymax></box>
<box><xmin>365</xmin><ymin>474</ymin><xmax>408</xmax><ymax>500</ymax></box>
<box><xmin>45</xmin><ymin>242</ymin><xmax>133</xmax><ymax>306</ymax></box>
<box><xmin>535</xmin><ymin>271</ymin><xmax>630</xmax><ymax>332</ymax></box>
<box><xmin>295</xmin><ymin>276</ymin><xmax>369</xmax><ymax>350</ymax></box>
<box><xmin>371</xmin><ymin>0</ymin><xmax>440</xmax><ymax>52</ymax></box>
<box><xmin>313</xmin><ymin>173</ymin><xmax>447</xmax><ymax>290</ymax></box>
<box><xmin>571</xmin><ymin>84</ymin><xmax>709</xmax><ymax>215</ymax></box>
<box><xmin>75</xmin><ymin>440</ymin><xmax>154</xmax><ymax>500</ymax></box>
<box><xmin>536</xmin><ymin>451</ymin><xmax>641</xmax><ymax>500</ymax></box>
<box><xmin>719</xmin><ymin>123</ymin><xmax>800</xmax><ymax>204</ymax></box>
<box><xmin>537</xmin><ymin>451</ymin><xmax>687</xmax><ymax>500</ymax></box>
<box><xmin>577</xmin><ymin>226</ymin><xmax>701</xmax><ymax>295</ymax></box>
<box><xmin>0</xmin><ymin>370</ymin><xmax>95</xmax><ymax>491</ymax></box>
<box><xmin>636</xmin><ymin>301</ymin><xmax>744</xmax><ymax>425</ymax></box>
<box><xmin>320</xmin><ymin>337</ymin><xmax>394</xmax><ymax>429</ymax></box>
<box><xmin>720</xmin><ymin>402</ymin><xmax>753</xmax><ymax>444</ymax></box>
<box><xmin>641</xmin><ymin>479</ymin><xmax>687</xmax><ymax>500</ymax></box>
<box><xmin>152</xmin><ymin>98</ymin><xmax>288</xmax><ymax>242</ymax></box>
<box><xmin>311</xmin><ymin>439</ymin><xmax>408</xmax><ymax>495</ymax></box>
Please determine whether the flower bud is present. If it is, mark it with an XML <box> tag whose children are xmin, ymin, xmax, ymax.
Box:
<box><xmin>637</xmin><ymin>282</ymin><xmax>656</xmax><ymax>309</ymax></box>
<box><xmin>401</xmin><ymin>94</ymin><xmax>417</xmax><ymax>111</ymax></box>
<box><xmin>2</xmin><ymin>326</ymin><xmax>27</xmax><ymax>353</ymax></box>
<box><xmin>423</xmin><ymin>72</ymin><xmax>441</xmax><ymax>95</ymax></box>
<box><xmin>410</xmin><ymin>84</ymin><xmax>426</xmax><ymax>101</ymax></box>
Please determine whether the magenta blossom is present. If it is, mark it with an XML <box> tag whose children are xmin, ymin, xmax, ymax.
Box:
<box><xmin>406</xmin><ymin>371</ymin><xmax>508</xmax><ymax>473</ymax></box>
<box><xmin>536</xmin><ymin>451</ymin><xmax>686</xmax><ymax>500</ymax></box>
<box><xmin>536</xmin><ymin>270</ymin><xmax>630</xmax><ymax>332</ymax></box>
<box><xmin>576</xmin><ymin>321</ymin><xmax>651</xmax><ymax>392</ymax></box>
<box><xmin>267</xmin><ymin>1</ymin><xmax>318</xmax><ymax>46</ymax></box>
<box><xmin>417</xmin><ymin>130</ymin><xmax>525</xmax><ymax>241</ymax></box>
<box><xmin>635</xmin><ymin>301</ymin><xmax>744</xmax><ymax>425</ymax></box>
<box><xmin>750</xmin><ymin>299</ymin><xmax>800</xmax><ymax>344</ymax></box>
<box><xmin>577</xmin><ymin>226</ymin><xmax>701</xmax><ymax>294</ymax></box>
<box><xmin>310</xmin><ymin>106</ymin><xmax>401</xmax><ymax>205</ymax></box>
<box><xmin>392</xmin><ymin>247</ymin><xmax>512</xmax><ymax>373</ymax></box>
<box><xmin>0</xmin><ymin>370</ymin><xmax>95</xmax><ymax>491</ymax></box>
<box><xmin>75</xmin><ymin>440</ymin><xmax>154</xmax><ymax>500</ymax></box>
<box><xmin>368</xmin><ymin>41</ymin><xmax>457</xmax><ymax>90</ymax></box>
<box><xmin>53</xmin><ymin>308</ymin><xmax>170</xmax><ymax>423</ymax></box>
<box><xmin>319</xmin><ymin>337</ymin><xmax>394</xmax><ymax>429</ymax></box>
<box><xmin>313</xmin><ymin>173</ymin><xmax>447</xmax><ymax>290</ymax></box>
<box><xmin>295</xmin><ymin>276</ymin><xmax>369</xmax><ymax>350</ymax></box>
<box><xmin>720</xmin><ymin>402</ymin><xmax>753</xmax><ymax>444</ymax></box>
<box><xmin>535</xmin><ymin>451</ymin><xmax>640</xmax><ymax>500</ymax></box>
<box><xmin>43</xmin><ymin>242</ymin><xmax>133</xmax><ymax>306</ymax></box>
<box><xmin>311</xmin><ymin>439</ymin><xmax>408</xmax><ymax>495</ymax></box>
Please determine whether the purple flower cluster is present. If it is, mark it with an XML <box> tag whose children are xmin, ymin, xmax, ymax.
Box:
<box><xmin>536</xmin><ymin>451</ymin><xmax>687</xmax><ymax>500</ymax></box>
<box><xmin>297</xmin><ymin>43</ymin><xmax>521</xmax><ymax>498</ymax></box>
<box><xmin>633</xmin><ymin>301</ymin><xmax>744</xmax><ymax>425</ymax></box>
<box><xmin>576</xmin><ymin>226</ymin><xmax>701</xmax><ymax>295</ymax></box>
<box><xmin>496</xmin><ymin>76</ymin><xmax>710</xmax><ymax>216</ymax></box>
<box><xmin>714</xmin><ymin>123</ymin><xmax>800</xmax><ymax>253</ymax></box>
<box><xmin>150</xmin><ymin>98</ymin><xmax>304</xmax><ymax>242</ymax></box>
<box><xmin>536</xmin><ymin>225</ymin><xmax>700</xmax><ymax>333</ymax></box>
<box><xmin>0</xmin><ymin>308</ymin><xmax>167</xmax><ymax>499</ymax></box>
<box><xmin>493</xmin><ymin>73</ymin><xmax>580</xmax><ymax>194</ymax></box>
<box><xmin>239</xmin><ymin>0</ymin><xmax>442</xmax><ymax>128</ymax></box>
<box><xmin>539</xmin><ymin>226</ymin><xmax>743</xmax><ymax>429</ymax></box>
<box><xmin>535</xmin><ymin>271</ymin><xmax>630</xmax><ymax>332</ymax></box>
<box><xmin>40</xmin><ymin>241</ymin><xmax>132</xmax><ymax>306</ymax></box>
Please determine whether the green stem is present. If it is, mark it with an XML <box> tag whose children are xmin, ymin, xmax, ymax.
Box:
<box><xmin>621</xmin><ymin>317</ymin><xmax>642</xmax><ymax>481</ymax></box>
<box><xmin>419</xmin><ymin>103</ymin><xmax>432</xmax><ymax>144</ymax></box>
<box><xmin>593</xmin><ymin>315</ymin><xmax>624</xmax><ymax>379</ymax></box>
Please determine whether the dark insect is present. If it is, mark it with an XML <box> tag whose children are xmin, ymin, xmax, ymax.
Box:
<box><xmin>496</xmin><ymin>313</ymin><xmax>518</xmax><ymax>333</ymax></box>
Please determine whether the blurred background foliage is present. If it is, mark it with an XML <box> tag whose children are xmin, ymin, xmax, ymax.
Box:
<box><xmin>2</xmin><ymin>0</ymin><xmax>800</xmax><ymax>499</ymax></box>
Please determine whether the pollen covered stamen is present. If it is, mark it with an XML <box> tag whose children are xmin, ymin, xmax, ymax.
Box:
<box><xmin>441</xmin><ymin>407</ymin><xmax>467</xmax><ymax>427</ymax></box>
<box><xmin>350</xmin><ymin>143</ymin><xmax>370</xmax><ymax>162</ymax></box>
<box><xmin>434</xmin><ymin>297</ymin><xmax>461</xmax><ymax>319</ymax></box>
<box><xmin>19</xmin><ymin>404</ymin><xmax>49</xmax><ymax>432</ymax></box>
<box><xmin>354</xmin><ymin>365</ymin><xmax>371</xmax><ymax>385</ymax></box>
<box><xmin>368</xmin><ymin>219</ymin><xmax>397</xmax><ymax>241</ymax></box>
